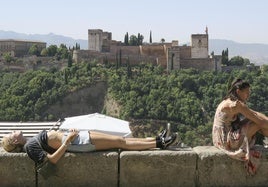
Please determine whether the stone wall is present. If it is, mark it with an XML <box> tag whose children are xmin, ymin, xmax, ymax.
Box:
<box><xmin>75</xmin><ymin>42</ymin><xmax>219</xmax><ymax>72</ymax></box>
<box><xmin>0</xmin><ymin>56</ymin><xmax>67</xmax><ymax>72</ymax></box>
<box><xmin>74</xmin><ymin>47</ymin><xmax>166</xmax><ymax>67</ymax></box>
<box><xmin>180</xmin><ymin>58</ymin><xmax>215</xmax><ymax>71</ymax></box>
<box><xmin>1</xmin><ymin>146</ymin><xmax>268</xmax><ymax>187</ymax></box>
<box><xmin>179</xmin><ymin>46</ymin><xmax>191</xmax><ymax>59</ymax></box>
<box><xmin>0</xmin><ymin>40</ymin><xmax>46</xmax><ymax>57</ymax></box>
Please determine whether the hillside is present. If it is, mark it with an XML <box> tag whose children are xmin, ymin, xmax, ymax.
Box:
<box><xmin>1</xmin><ymin>63</ymin><xmax>268</xmax><ymax>146</ymax></box>
<box><xmin>0</xmin><ymin>30</ymin><xmax>268</xmax><ymax>65</ymax></box>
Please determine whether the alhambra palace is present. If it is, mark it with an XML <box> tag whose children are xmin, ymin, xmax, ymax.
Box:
<box><xmin>73</xmin><ymin>28</ymin><xmax>222</xmax><ymax>72</ymax></box>
<box><xmin>0</xmin><ymin>28</ymin><xmax>222</xmax><ymax>72</ymax></box>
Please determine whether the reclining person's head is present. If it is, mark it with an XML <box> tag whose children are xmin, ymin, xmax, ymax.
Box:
<box><xmin>1</xmin><ymin>131</ymin><xmax>26</xmax><ymax>152</ymax></box>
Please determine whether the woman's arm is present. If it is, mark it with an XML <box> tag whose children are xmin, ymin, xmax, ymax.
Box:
<box><xmin>47</xmin><ymin>129</ymin><xmax>78</xmax><ymax>164</ymax></box>
<box><xmin>46</xmin><ymin>141</ymin><xmax>69</xmax><ymax>164</ymax></box>
<box><xmin>249</xmin><ymin>109</ymin><xmax>268</xmax><ymax>121</ymax></box>
<box><xmin>235</xmin><ymin>101</ymin><xmax>268</xmax><ymax>128</ymax></box>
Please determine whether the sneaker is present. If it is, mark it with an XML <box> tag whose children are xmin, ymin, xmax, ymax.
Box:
<box><xmin>156</xmin><ymin>123</ymin><xmax>171</xmax><ymax>141</ymax></box>
<box><xmin>158</xmin><ymin>133</ymin><xmax>178</xmax><ymax>149</ymax></box>
<box><xmin>156</xmin><ymin>129</ymin><xmax>167</xmax><ymax>140</ymax></box>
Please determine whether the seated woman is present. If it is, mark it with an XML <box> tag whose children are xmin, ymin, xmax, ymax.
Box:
<box><xmin>1</xmin><ymin>128</ymin><xmax>177</xmax><ymax>165</ymax></box>
<box><xmin>212</xmin><ymin>78</ymin><xmax>268</xmax><ymax>175</ymax></box>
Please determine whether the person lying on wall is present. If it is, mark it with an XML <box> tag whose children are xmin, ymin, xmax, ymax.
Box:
<box><xmin>212</xmin><ymin>78</ymin><xmax>268</xmax><ymax>175</ymax></box>
<box><xmin>1</xmin><ymin>128</ymin><xmax>177</xmax><ymax>165</ymax></box>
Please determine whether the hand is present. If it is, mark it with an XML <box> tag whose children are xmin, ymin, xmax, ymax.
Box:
<box><xmin>66</xmin><ymin>129</ymin><xmax>79</xmax><ymax>143</ymax></box>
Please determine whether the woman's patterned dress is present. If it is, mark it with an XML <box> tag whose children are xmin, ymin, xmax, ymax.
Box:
<box><xmin>212</xmin><ymin>100</ymin><xmax>261</xmax><ymax>175</ymax></box>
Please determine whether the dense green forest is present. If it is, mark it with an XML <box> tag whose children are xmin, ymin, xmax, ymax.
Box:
<box><xmin>1</xmin><ymin>62</ymin><xmax>268</xmax><ymax>147</ymax></box>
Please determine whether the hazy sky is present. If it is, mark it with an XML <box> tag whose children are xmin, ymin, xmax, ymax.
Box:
<box><xmin>1</xmin><ymin>0</ymin><xmax>268</xmax><ymax>44</ymax></box>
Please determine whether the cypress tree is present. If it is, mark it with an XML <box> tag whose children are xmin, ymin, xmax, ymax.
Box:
<box><xmin>149</xmin><ymin>30</ymin><xmax>152</xmax><ymax>43</ymax></box>
<box><xmin>119</xmin><ymin>49</ymin><xmax>122</xmax><ymax>66</ymax></box>
<box><xmin>124</xmin><ymin>32</ymin><xmax>129</xmax><ymax>46</ymax></box>
<box><xmin>127</xmin><ymin>57</ymin><xmax>132</xmax><ymax>78</ymax></box>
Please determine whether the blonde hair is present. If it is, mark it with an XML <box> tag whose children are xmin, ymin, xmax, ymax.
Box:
<box><xmin>1</xmin><ymin>136</ymin><xmax>22</xmax><ymax>152</ymax></box>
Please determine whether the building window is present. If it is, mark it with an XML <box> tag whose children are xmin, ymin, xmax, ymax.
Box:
<box><xmin>198</xmin><ymin>39</ymin><xmax>202</xmax><ymax>47</ymax></box>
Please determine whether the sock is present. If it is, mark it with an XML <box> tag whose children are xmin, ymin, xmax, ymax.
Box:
<box><xmin>156</xmin><ymin>138</ymin><xmax>164</xmax><ymax>149</ymax></box>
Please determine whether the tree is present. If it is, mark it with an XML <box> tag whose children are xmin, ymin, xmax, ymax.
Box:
<box><xmin>68</xmin><ymin>53</ymin><xmax>73</xmax><ymax>67</ymax></box>
<box><xmin>40</xmin><ymin>48</ymin><xmax>48</xmax><ymax>56</ymax></box>
<box><xmin>119</xmin><ymin>49</ymin><xmax>122</xmax><ymax>66</ymax></box>
<box><xmin>28</xmin><ymin>44</ymin><xmax>40</xmax><ymax>56</ymax></box>
<box><xmin>261</xmin><ymin>65</ymin><xmax>268</xmax><ymax>74</ymax></box>
<box><xmin>149</xmin><ymin>31</ymin><xmax>152</xmax><ymax>43</ymax></box>
<box><xmin>129</xmin><ymin>35</ymin><xmax>138</xmax><ymax>46</ymax></box>
<box><xmin>57</xmin><ymin>44</ymin><xmax>69</xmax><ymax>59</ymax></box>
<box><xmin>211</xmin><ymin>51</ymin><xmax>214</xmax><ymax>56</ymax></box>
<box><xmin>47</xmin><ymin>45</ymin><xmax>58</xmax><ymax>56</ymax></box>
<box><xmin>229</xmin><ymin>56</ymin><xmax>250</xmax><ymax>66</ymax></box>
<box><xmin>75</xmin><ymin>43</ymin><xmax>80</xmax><ymax>50</ymax></box>
<box><xmin>161</xmin><ymin>38</ymin><xmax>165</xmax><ymax>43</ymax></box>
<box><xmin>137</xmin><ymin>33</ymin><xmax>144</xmax><ymax>45</ymax></box>
<box><xmin>124</xmin><ymin>32</ymin><xmax>129</xmax><ymax>46</ymax></box>
<box><xmin>127</xmin><ymin>57</ymin><xmax>132</xmax><ymax>78</ymax></box>
<box><xmin>221</xmin><ymin>48</ymin><xmax>229</xmax><ymax>65</ymax></box>
<box><xmin>3</xmin><ymin>53</ymin><xmax>12</xmax><ymax>63</ymax></box>
<box><xmin>244</xmin><ymin>58</ymin><xmax>251</xmax><ymax>66</ymax></box>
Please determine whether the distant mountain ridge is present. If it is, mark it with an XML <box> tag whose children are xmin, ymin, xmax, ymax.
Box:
<box><xmin>0</xmin><ymin>30</ymin><xmax>267</xmax><ymax>65</ymax></box>
<box><xmin>209</xmin><ymin>39</ymin><xmax>268</xmax><ymax>65</ymax></box>
<box><xmin>0</xmin><ymin>30</ymin><xmax>88</xmax><ymax>50</ymax></box>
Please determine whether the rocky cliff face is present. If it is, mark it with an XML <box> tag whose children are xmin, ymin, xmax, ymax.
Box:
<box><xmin>45</xmin><ymin>81</ymin><xmax>115</xmax><ymax>119</ymax></box>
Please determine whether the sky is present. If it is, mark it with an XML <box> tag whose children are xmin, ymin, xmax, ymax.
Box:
<box><xmin>1</xmin><ymin>0</ymin><xmax>268</xmax><ymax>44</ymax></box>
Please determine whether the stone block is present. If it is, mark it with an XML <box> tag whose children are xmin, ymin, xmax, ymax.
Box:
<box><xmin>38</xmin><ymin>151</ymin><xmax>119</xmax><ymax>187</ymax></box>
<box><xmin>0</xmin><ymin>148</ymin><xmax>35</xmax><ymax>187</ymax></box>
<box><xmin>120</xmin><ymin>149</ymin><xmax>197</xmax><ymax>187</ymax></box>
<box><xmin>194</xmin><ymin>146</ymin><xmax>268</xmax><ymax>187</ymax></box>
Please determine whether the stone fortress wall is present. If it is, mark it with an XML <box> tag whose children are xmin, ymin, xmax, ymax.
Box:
<box><xmin>0</xmin><ymin>39</ymin><xmax>46</xmax><ymax>57</ymax></box>
<box><xmin>73</xmin><ymin>28</ymin><xmax>222</xmax><ymax>72</ymax></box>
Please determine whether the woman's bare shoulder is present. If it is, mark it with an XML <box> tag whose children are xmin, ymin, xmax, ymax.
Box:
<box><xmin>220</xmin><ymin>99</ymin><xmax>239</xmax><ymax>113</ymax></box>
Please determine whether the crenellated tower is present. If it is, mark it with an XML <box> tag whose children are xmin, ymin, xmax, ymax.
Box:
<box><xmin>88</xmin><ymin>29</ymin><xmax>112</xmax><ymax>52</ymax></box>
<box><xmin>191</xmin><ymin>29</ymin><xmax>208</xmax><ymax>59</ymax></box>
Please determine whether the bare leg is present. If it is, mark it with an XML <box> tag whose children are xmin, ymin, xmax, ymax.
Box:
<box><xmin>252</xmin><ymin>111</ymin><xmax>268</xmax><ymax>131</ymax></box>
<box><xmin>246</xmin><ymin>122</ymin><xmax>261</xmax><ymax>139</ymax></box>
<box><xmin>243</xmin><ymin>116</ymin><xmax>268</xmax><ymax>137</ymax></box>
<box><xmin>245</xmin><ymin>110</ymin><xmax>268</xmax><ymax>133</ymax></box>
<box><xmin>89</xmin><ymin>130</ymin><xmax>156</xmax><ymax>142</ymax></box>
<box><xmin>89</xmin><ymin>131</ymin><xmax>156</xmax><ymax>151</ymax></box>
<box><xmin>125</xmin><ymin>137</ymin><xmax>156</xmax><ymax>142</ymax></box>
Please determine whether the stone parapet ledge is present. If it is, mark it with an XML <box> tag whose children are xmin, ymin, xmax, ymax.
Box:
<box><xmin>39</xmin><ymin>151</ymin><xmax>119</xmax><ymax>187</ymax></box>
<box><xmin>0</xmin><ymin>148</ymin><xmax>119</xmax><ymax>187</ymax></box>
<box><xmin>194</xmin><ymin>146</ymin><xmax>268</xmax><ymax>187</ymax></box>
<box><xmin>0</xmin><ymin>150</ymin><xmax>35</xmax><ymax>187</ymax></box>
<box><xmin>119</xmin><ymin>148</ymin><xmax>196</xmax><ymax>187</ymax></box>
<box><xmin>1</xmin><ymin>146</ymin><xmax>268</xmax><ymax>187</ymax></box>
